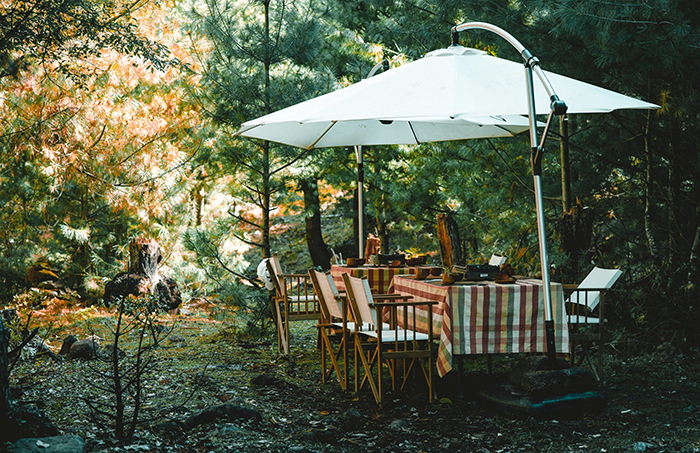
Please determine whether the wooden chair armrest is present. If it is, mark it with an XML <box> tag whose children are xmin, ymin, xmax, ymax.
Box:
<box><xmin>279</xmin><ymin>273</ymin><xmax>311</xmax><ymax>279</ymax></box>
<box><xmin>373</xmin><ymin>294</ymin><xmax>413</xmax><ymax>301</ymax></box>
<box><xmin>371</xmin><ymin>300</ymin><xmax>438</xmax><ymax>308</ymax></box>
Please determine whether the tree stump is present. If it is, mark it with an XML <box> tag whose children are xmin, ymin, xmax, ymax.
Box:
<box><xmin>437</xmin><ymin>212</ymin><xmax>463</xmax><ymax>269</ymax></box>
<box><xmin>103</xmin><ymin>237</ymin><xmax>181</xmax><ymax>310</ymax></box>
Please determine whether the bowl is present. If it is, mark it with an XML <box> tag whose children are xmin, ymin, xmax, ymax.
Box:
<box><xmin>415</xmin><ymin>268</ymin><xmax>430</xmax><ymax>280</ymax></box>
<box><xmin>346</xmin><ymin>258</ymin><xmax>365</xmax><ymax>267</ymax></box>
<box><xmin>429</xmin><ymin>267</ymin><xmax>442</xmax><ymax>276</ymax></box>
<box><xmin>442</xmin><ymin>273</ymin><xmax>458</xmax><ymax>285</ymax></box>
<box><xmin>406</xmin><ymin>257</ymin><xmax>419</xmax><ymax>266</ymax></box>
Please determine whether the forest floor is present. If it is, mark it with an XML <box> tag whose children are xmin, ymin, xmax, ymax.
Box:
<box><xmin>5</xmin><ymin>296</ymin><xmax>700</xmax><ymax>453</ymax></box>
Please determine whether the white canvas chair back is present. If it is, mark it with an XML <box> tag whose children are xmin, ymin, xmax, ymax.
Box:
<box><xmin>310</xmin><ymin>269</ymin><xmax>343</xmax><ymax>320</ymax></box>
<box><xmin>567</xmin><ymin>267</ymin><xmax>623</xmax><ymax>311</ymax></box>
<box><xmin>342</xmin><ymin>273</ymin><xmax>378</xmax><ymax>328</ymax></box>
<box><xmin>489</xmin><ymin>254</ymin><xmax>507</xmax><ymax>266</ymax></box>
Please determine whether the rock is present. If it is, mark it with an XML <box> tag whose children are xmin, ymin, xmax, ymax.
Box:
<box><xmin>341</xmin><ymin>408</ymin><xmax>364</xmax><ymax>428</ymax></box>
<box><xmin>59</xmin><ymin>335</ymin><xmax>78</xmax><ymax>355</ymax></box>
<box><xmin>389</xmin><ymin>419</ymin><xmax>410</xmax><ymax>431</ymax></box>
<box><xmin>97</xmin><ymin>343</ymin><xmax>126</xmax><ymax>361</ymax></box>
<box><xmin>250</xmin><ymin>373</ymin><xmax>282</xmax><ymax>387</ymax></box>
<box><xmin>68</xmin><ymin>337</ymin><xmax>100</xmax><ymax>360</ymax></box>
<box><xmin>182</xmin><ymin>403</ymin><xmax>263</xmax><ymax>430</ymax></box>
<box><xmin>9</xmin><ymin>435</ymin><xmax>85</xmax><ymax>453</ymax></box>
<box><xmin>1</xmin><ymin>404</ymin><xmax>59</xmax><ymax>442</ymax></box>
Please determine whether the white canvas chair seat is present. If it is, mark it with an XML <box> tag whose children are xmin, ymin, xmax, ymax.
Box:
<box><xmin>331</xmin><ymin>321</ymin><xmax>390</xmax><ymax>331</ymax></box>
<box><xmin>287</xmin><ymin>294</ymin><xmax>318</xmax><ymax>303</ymax></box>
<box><xmin>565</xmin><ymin>266</ymin><xmax>623</xmax><ymax>382</ymax></box>
<box><xmin>342</xmin><ymin>273</ymin><xmax>436</xmax><ymax>404</ymax></box>
<box><xmin>361</xmin><ymin>329</ymin><xmax>431</xmax><ymax>342</ymax></box>
<box><xmin>567</xmin><ymin>315</ymin><xmax>600</xmax><ymax>324</ymax></box>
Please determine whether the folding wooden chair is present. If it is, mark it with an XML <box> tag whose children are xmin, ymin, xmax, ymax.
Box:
<box><xmin>266</xmin><ymin>253</ymin><xmax>321</xmax><ymax>356</ymax></box>
<box><xmin>565</xmin><ymin>266</ymin><xmax>623</xmax><ymax>382</ymax></box>
<box><xmin>309</xmin><ymin>269</ymin><xmax>350</xmax><ymax>390</ymax></box>
<box><xmin>342</xmin><ymin>273</ymin><xmax>436</xmax><ymax>404</ymax></box>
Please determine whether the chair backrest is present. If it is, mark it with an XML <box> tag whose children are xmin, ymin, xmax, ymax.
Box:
<box><xmin>489</xmin><ymin>254</ymin><xmax>507</xmax><ymax>266</ymax></box>
<box><xmin>342</xmin><ymin>274</ymin><xmax>377</xmax><ymax>328</ymax></box>
<box><xmin>266</xmin><ymin>256</ymin><xmax>283</xmax><ymax>296</ymax></box>
<box><xmin>309</xmin><ymin>269</ymin><xmax>343</xmax><ymax>320</ymax></box>
<box><xmin>568</xmin><ymin>267</ymin><xmax>623</xmax><ymax>311</ymax></box>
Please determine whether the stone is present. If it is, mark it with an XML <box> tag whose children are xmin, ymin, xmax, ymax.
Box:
<box><xmin>389</xmin><ymin>419</ymin><xmax>410</xmax><ymax>431</ymax></box>
<box><xmin>68</xmin><ymin>337</ymin><xmax>100</xmax><ymax>360</ymax></box>
<box><xmin>59</xmin><ymin>335</ymin><xmax>78</xmax><ymax>355</ymax></box>
<box><xmin>181</xmin><ymin>403</ymin><xmax>263</xmax><ymax>430</ymax></box>
<box><xmin>341</xmin><ymin>408</ymin><xmax>364</xmax><ymax>428</ymax></box>
<box><xmin>1</xmin><ymin>404</ymin><xmax>59</xmax><ymax>442</ymax></box>
<box><xmin>9</xmin><ymin>435</ymin><xmax>84</xmax><ymax>453</ymax></box>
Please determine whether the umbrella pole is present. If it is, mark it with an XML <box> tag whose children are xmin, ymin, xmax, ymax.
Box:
<box><xmin>524</xmin><ymin>64</ymin><xmax>558</xmax><ymax>371</ymax></box>
<box><xmin>355</xmin><ymin>145</ymin><xmax>364</xmax><ymax>259</ymax></box>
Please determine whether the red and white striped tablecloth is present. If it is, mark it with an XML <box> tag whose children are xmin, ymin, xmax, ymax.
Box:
<box><xmin>389</xmin><ymin>276</ymin><xmax>569</xmax><ymax>377</ymax></box>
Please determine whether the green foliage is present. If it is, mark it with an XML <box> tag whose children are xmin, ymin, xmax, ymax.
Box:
<box><xmin>0</xmin><ymin>0</ymin><xmax>178</xmax><ymax>83</ymax></box>
<box><xmin>83</xmin><ymin>293</ymin><xmax>176</xmax><ymax>441</ymax></box>
<box><xmin>182</xmin><ymin>223</ymin><xmax>274</xmax><ymax>335</ymax></box>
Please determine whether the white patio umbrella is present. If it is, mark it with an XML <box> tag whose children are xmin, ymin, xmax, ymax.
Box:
<box><xmin>236</xmin><ymin>22</ymin><xmax>658</xmax><ymax>366</ymax></box>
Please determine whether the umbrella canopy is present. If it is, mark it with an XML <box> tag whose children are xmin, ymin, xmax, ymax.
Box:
<box><xmin>239</xmin><ymin>114</ymin><xmax>532</xmax><ymax>149</ymax></box>
<box><xmin>238</xmin><ymin>45</ymin><xmax>657</xmax><ymax>149</ymax></box>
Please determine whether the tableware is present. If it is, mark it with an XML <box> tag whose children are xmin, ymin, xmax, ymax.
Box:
<box><xmin>347</xmin><ymin>258</ymin><xmax>365</xmax><ymax>267</ymax></box>
<box><xmin>429</xmin><ymin>267</ymin><xmax>441</xmax><ymax>276</ymax></box>
<box><xmin>415</xmin><ymin>268</ymin><xmax>430</xmax><ymax>280</ymax></box>
<box><xmin>442</xmin><ymin>273</ymin><xmax>459</xmax><ymax>285</ymax></box>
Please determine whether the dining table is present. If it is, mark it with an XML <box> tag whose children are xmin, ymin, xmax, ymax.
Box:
<box><xmin>389</xmin><ymin>275</ymin><xmax>569</xmax><ymax>377</ymax></box>
<box><xmin>330</xmin><ymin>264</ymin><xmax>437</xmax><ymax>294</ymax></box>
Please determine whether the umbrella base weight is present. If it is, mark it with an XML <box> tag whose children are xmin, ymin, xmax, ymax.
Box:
<box><xmin>478</xmin><ymin>382</ymin><xmax>606</xmax><ymax>418</ymax></box>
<box><xmin>477</xmin><ymin>356</ymin><xmax>606</xmax><ymax>418</ymax></box>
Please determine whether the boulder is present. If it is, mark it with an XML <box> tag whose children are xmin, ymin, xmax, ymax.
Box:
<box><xmin>9</xmin><ymin>435</ymin><xmax>84</xmax><ymax>453</ymax></box>
<box><xmin>68</xmin><ymin>337</ymin><xmax>100</xmax><ymax>360</ymax></box>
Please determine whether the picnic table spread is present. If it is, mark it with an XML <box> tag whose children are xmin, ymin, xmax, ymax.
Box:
<box><xmin>389</xmin><ymin>275</ymin><xmax>570</xmax><ymax>377</ymax></box>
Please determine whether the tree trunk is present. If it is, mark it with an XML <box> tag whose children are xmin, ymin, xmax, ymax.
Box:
<box><xmin>689</xmin><ymin>208</ymin><xmax>700</xmax><ymax>284</ymax></box>
<box><xmin>668</xmin><ymin>116</ymin><xmax>681</xmax><ymax>267</ymax></box>
<box><xmin>0</xmin><ymin>317</ymin><xmax>12</xmax><ymax>425</ymax></box>
<box><xmin>560</xmin><ymin>202</ymin><xmax>594</xmax><ymax>268</ymax></box>
<box><xmin>301</xmin><ymin>178</ymin><xmax>331</xmax><ymax>269</ymax></box>
<box><xmin>437</xmin><ymin>212</ymin><xmax>463</xmax><ymax>269</ymax></box>
<box><xmin>644</xmin><ymin>111</ymin><xmax>662</xmax><ymax>270</ymax></box>
<box><xmin>560</xmin><ymin>114</ymin><xmax>572</xmax><ymax>214</ymax></box>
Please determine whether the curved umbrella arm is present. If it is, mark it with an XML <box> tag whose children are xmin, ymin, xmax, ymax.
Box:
<box><xmin>451</xmin><ymin>21</ymin><xmax>568</xmax><ymax>369</ymax></box>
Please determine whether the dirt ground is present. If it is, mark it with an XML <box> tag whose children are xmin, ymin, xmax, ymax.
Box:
<box><xmin>5</xmin><ymin>299</ymin><xmax>700</xmax><ymax>453</ymax></box>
